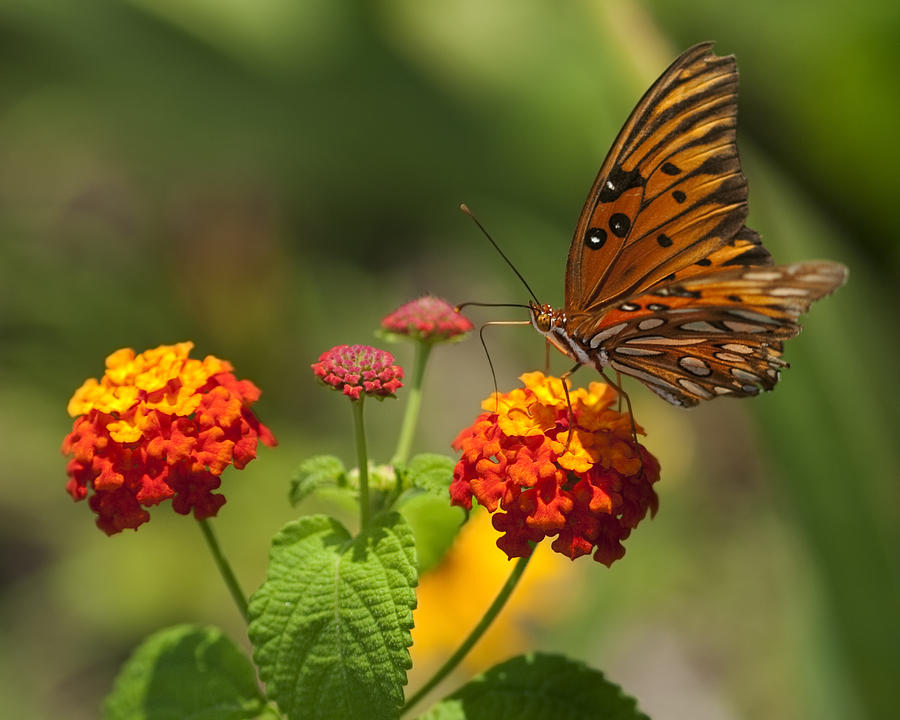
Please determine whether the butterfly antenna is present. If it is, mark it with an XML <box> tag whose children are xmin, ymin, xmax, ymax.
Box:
<box><xmin>455</xmin><ymin>301</ymin><xmax>531</xmax><ymax>312</ymax></box>
<box><xmin>479</xmin><ymin>323</ymin><xmax>501</xmax><ymax>413</ymax></box>
<box><xmin>476</xmin><ymin>319</ymin><xmax>532</xmax><ymax>412</ymax></box>
<box><xmin>460</xmin><ymin>203</ymin><xmax>540</xmax><ymax>304</ymax></box>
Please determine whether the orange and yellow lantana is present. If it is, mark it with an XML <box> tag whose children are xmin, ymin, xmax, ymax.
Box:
<box><xmin>62</xmin><ymin>342</ymin><xmax>276</xmax><ymax>534</ymax></box>
<box><xmin>451</xmin><ymin>372</ymin><xmax>660</xmax><ymax>566</ymax></box>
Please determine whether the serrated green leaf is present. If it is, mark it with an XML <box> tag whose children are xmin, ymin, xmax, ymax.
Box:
<box><xmin>419</xmin><ymin>653</ymin><xmax>649</xmax><ymax>720</ymax></box>
<box><xmin>103</xmin><ymin>624</ymin><xmax>273</xmax><ymax>720</ymax></box>
<box><xmin>248</xmin><ymin>514</ymin><xmax>418</xmax><ymax>720</ymax></box>
<box><xmin>289</xmin><ymin>455</ymin><xmax>346</xmax><ymax>505</ymax></box>
<box><xmin>405</xmin><ymin>453</ymin><xmax>455</xmax><ymax>496</ymax></box>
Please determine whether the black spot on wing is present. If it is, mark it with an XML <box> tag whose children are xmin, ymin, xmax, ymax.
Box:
<box><xmin>609</xmin><ymin>213</ymin><xmax>631</xmax><ymax>238</ymax></box>
<box><xmin>586</xmin><ymin>227</ymin><xmax>607</xmax><ymax>249</ymax></box>
<box><xmin>597</xmin><ymin>165</ymin><xmax>645</xmax><ymax>203</ymax></box>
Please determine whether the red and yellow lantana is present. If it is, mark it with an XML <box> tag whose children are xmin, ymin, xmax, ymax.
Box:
<box><xmin>451</xmin><ymin>372</ymin><xmax>660</xmax><ymax>566</ymax></box>
<box><xmin>62</xmin><ymin>342</ymin><xmax>276</xmax><ymax>534</ymax></box>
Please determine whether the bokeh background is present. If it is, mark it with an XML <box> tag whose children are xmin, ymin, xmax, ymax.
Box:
<box><xmin>2</xmin><ymin>1</ymin><xmax>898</xmax><ymax>718</ymax></box>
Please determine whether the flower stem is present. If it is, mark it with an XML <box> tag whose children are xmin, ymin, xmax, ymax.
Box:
<box><xmin>400</xmin><ymin>553</ymin><xmax>532</xmax><ymax>716</ymax></box>
<box><xmin>352</xmin><ymin>397</ymin><xmax>370</xmax><ymax>530</ymax></box>
<box><xmin>391</xmin><ymin>341</ymin><xmax>431</xmax><ymax>467</ymax></box>
<box><xmin>197</xmin><ymin>518</ymin><xmax>249</xmax><ymax>622</ymax></box>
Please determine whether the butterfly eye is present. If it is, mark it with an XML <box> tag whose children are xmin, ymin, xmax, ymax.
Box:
<box><xmin>535</xmin><ymin>312</ymin><xmax>552</xmax><ymax>332</ymax></box>
<box><xmin>585</xmin><ymin>227</ymin><xmax>607</xmax><ymax>249</ymax></box>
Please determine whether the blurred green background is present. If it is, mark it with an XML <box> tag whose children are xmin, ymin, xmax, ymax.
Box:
<box><xmin>2</xmin><ymin>1</ymin><xmax>898</xmax><ymax>718</ymax></box>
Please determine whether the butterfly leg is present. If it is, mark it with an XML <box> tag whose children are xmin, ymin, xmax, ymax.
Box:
<box><xmin>615</xmin><ymin>370</ymin><xmax>624</xmax><ymax>413</ymax></box>
<box><xmin>559</xmin><ymin>363</ymin><xmax>582</xmax><ymax>452</ymax></box>
<box><xmin>598</xmin><ymin>368</ymin><xmax>645</xmax><ymax>476</ymax></box>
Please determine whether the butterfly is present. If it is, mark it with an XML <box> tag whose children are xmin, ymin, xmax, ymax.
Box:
<box><xmin>528</xmin><ymin>42</ymin><xmax>847</xmax><ymax>407</ymax></box>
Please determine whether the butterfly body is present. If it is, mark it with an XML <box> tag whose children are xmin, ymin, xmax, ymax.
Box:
<box><xmin>532</xmin><ymin>43</ymin><xmax>847</xmax><ymax>407</ymax></box>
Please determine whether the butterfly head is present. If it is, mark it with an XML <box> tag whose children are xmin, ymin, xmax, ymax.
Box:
<box><xmin>528</xmin><ymin>301</ymin><xmax>559</xmax><ymax>335</ymax></box>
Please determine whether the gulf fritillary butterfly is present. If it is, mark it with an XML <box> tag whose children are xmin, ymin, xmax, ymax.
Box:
<box><xmin>528</xmin><ymin>42</ymin><xmax>847</xmax><ymax>406</ymax></box>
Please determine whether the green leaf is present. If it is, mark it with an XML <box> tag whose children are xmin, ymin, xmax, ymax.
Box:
<box><xmin>399</xmin><ymin>493</ymin><xmax>465</xmax><ymax>574</ymax></box>
<box><xmin>419</xmin><ymin>654</ymin><xmax>649</xmax><ymax>720</ymax></box>
<box><xmin>404</xmin><ymin>453</ymin><xmax>455</xmax><ymax>496</ymax></box>
<box><xmin>289</xmin><ymin>455</ymin><xmax>346</xmax><ymax>505</ymax></box>
<box><xmin>103</xmin><ymin>624</ymin><xmax>273</xmax><ymax>720</ymax></box>
<box><xmin>248</xmin><ymin>514</ymin><xmax>418</xmax><ymax>720</ymax></box>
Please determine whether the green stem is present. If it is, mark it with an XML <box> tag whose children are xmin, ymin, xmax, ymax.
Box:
<box><xmin>400</xmin><ymin>553</ymin><xmax>532</xmax><ymax>716</ymax></box>
<box><xmin>391</xmin><ymin>341</ymin><xmax>431</xmax><ymax>467</ymax></box>
<box><xmin>352</xmin><ymin>397</ymin><xmax>370</xmax><ymax>530</ymax></box>
<box><xmin>198</xmin><ymin>518</ymin><xmax>249</xmax><ymax>622</ymax></box>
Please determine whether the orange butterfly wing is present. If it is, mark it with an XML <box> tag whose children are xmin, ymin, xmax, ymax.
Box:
<box><xmin>565</xmin><ymin>42</ymin><xmax>752</xmax><ymax>315</ymax></box>
<box><xmin>577</xmin><ymin>261</ymin><xmax>847</xmax><ymax>406</ymax></box>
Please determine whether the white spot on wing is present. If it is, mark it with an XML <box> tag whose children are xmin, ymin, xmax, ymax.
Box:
<box><xmin>722</xmin><ymin>343</ymin><xmax>753</xmax><ymax>354</ymax></box>
<box><xmin>681</xmin><ymin>320</ymin><xmax>723</xmax><ymax>333</ymax></box>
<box><xmin>615</xmin><ymin>347</ymin><xmax>664</xmax><ymax>357</ymax></box>
<box><xmin>799</xmin><ymin>274</ymin><xmax>839</xmax><ymax>283</ymax></box>
<box><xmin>638</xmin><ymin>318</ymin><xmax>665</xmax><ymax>330</ymax></box>
<box><xmin>731</xmin><ymin>368</ymin><xmax>761</xmax><ymax>383</ymax></box>
<box><xmin>714</xmin><ymin>352</ymin><xmax>744</xmax><ymax>363</ymax></box>
<box><xmin>723</xmin><ymin>320</ymin><xmax>765</xmax><ymax>333</ymax></box>
<box><xmin>678</xmin><ymin>356</ymin><xmax>712</xmax><ymax>376</ymax></box>
<box><xmin>743</xmin><ymin>271</ymin><xmax>782</xmax><ymax>281</ymax></box>
<box><xmin>625</xmin><ymin>335</ymin><xmax>705</xmax><ymax>346</ymax></box>
<box><xmin>677</xmin><ymin>378</ymin><xmax>712</xmax><ymax>399</ymax></box>
<box><xmin>770</xmin><ymin>287</ymin><xmax>809</xmax><ymax>297</ymax></box>
<box><xmin>589</xmin><ymin>323</ymin><xmax>628</xmax><ymax>348</ymax></box>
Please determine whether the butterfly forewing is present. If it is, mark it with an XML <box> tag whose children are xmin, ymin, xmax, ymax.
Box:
<box><xmin>565</xmin><ymin>43</ymin><xmax>750</xmax><ymax>314</ymax></box>
<box><xmin>579</xmin><ymin>261</ymin><xmax>847</xmax><ymax>406</ymax></box>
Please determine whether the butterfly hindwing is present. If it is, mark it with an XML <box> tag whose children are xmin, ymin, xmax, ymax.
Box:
<box><xmin>575</xmin><ymin>261</ymin><xmax>847</xmax><ymax>406</ymax></box>
<box><xmin>565</xmin><ymin>43</ymin><xmax>750</xmax><ymax>314</ymax></box>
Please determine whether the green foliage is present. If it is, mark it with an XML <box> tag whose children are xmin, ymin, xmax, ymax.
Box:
<box><xmin>419</xmin><ymin>654</ymin><xmax>649</xmax><ymax>720</ymax></box>
<box><xmin>402</xmin><ymin>453</ymin><xmax>456</xmax><ymax>497</ymax></box>
<box><xmin>395</xmin><ymin>453</ymin><xmax>461</xmax><ymax>573</ymax></box>
<box><xmin>288</xmin><ymin>454</ymin><xmax>347</xmax><ymax>505</ymax></box>
<box><xmin>399</xmin><ymin>493</ymin><xmax>464</xmax><ymax>574</ymax></box>
<box><xmin>248</xmin><ymin>514</ymin><xmax>418</xmax><ymax>720</ymax></box>
<box><xmin>103</xmin><ymin>625</ymin><xmax>274</xmax><ymax>720</ymax></box>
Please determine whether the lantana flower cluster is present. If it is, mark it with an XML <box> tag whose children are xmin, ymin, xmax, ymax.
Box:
<box><xmin>62</xmin><ymin>342</ymin><xmax>276</xmax><ymax>534</ymax></box>
<box><xmin>451</xmin><ymin>372</ymin><xmax>660</xmax><ymax>566</ymax></box>
<box><xmin>311</xmin><ymin>344</ymin><xmax>403</xmax><ymax>400</ymax></box>
<box><xmin>381</xmin><ymin>296</ymin><xmax>473</xmax><ymax>342</ymax></box>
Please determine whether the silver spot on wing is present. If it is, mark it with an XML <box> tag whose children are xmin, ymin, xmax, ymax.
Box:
<box><xmin>743</xmin><ymin>270</ymin><xmax>782</xmax><ymax>281</ymax></box>
<box><xmin>637</xmin><ymin>318</ymin><xmax>665</xmax><ymax>330</ymax></box>
<box><xmin>678</xmin><ymin>356</ymin><xmax>712</xmax><ymax>376</ymax></box>
<box><xmin>723</xmin><ymin>321</ymin><xmax>766</xmax><ymax>333</ymax></box>
<box><xmin>677</xmin><ymin>378</ymin><xmax>713</xmax><ymax>399</ymax></box>
<box><xmin>589</xmin><ymin>323</ymin><xmax>628</xmax><ymax>348</ymax></box>
<box><xmin>615</xmin><ymin>347</ymin><xmax>664</xmax><ymax>357</ymax></box>
<box><xmin>731</xmin><ymin>368</ymin><xmax>762</xmax><ymax>383</ymax></box>
<box><xmin>625</xmin><ymin>335</ymin><xmax>705</xmax><ymax>346</ymax></box>
<box><xmin>680</xmin><ymin>320</ymin><xmax>723</xmax><ymax>333</ymax></box>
